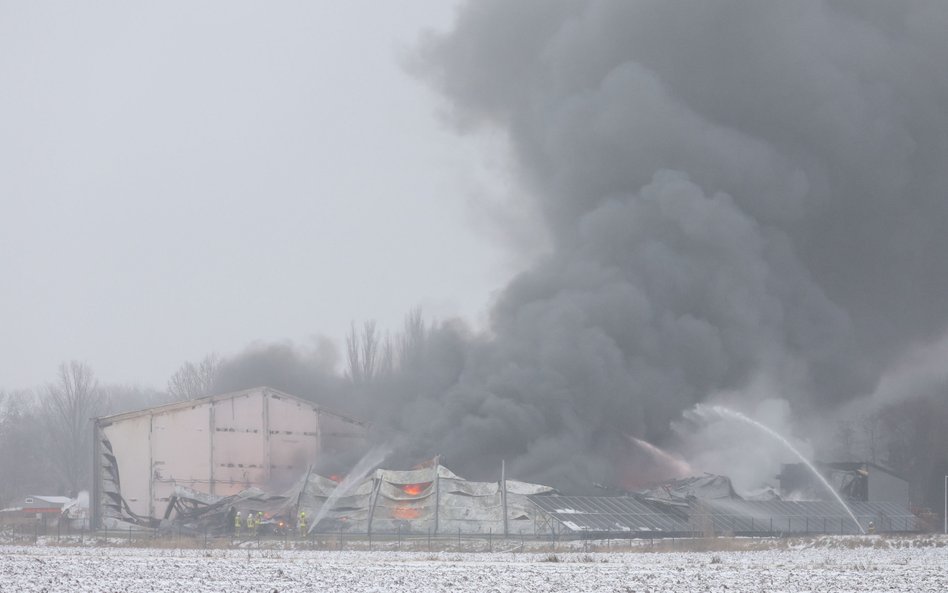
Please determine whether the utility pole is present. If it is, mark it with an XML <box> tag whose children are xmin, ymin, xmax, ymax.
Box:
<box><xmin>501</xmin><ymin>459</ymin><xmax>508</xmax><ymax>537</ymax></box>
<box><xmin>433</xmin><ymin>454</ymin><xmax>442</xmax><ymax>535</ymax></box>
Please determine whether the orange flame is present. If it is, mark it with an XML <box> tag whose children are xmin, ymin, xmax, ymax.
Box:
<box><xmin>400</xmin><ymin>482</ymin><xmax>431</xmax><ymax>496</ymax></box>
<box><xmin>328</xmin><ymin>474</ymin><xmax>344</xmax><ymax>483</ymax></box>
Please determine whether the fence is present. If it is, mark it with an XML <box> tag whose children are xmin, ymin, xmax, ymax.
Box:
<box><xmin>0</xmin><ymin>522</ymin><xmax>568</xmax><ymax>552</ymax></box>
<box><xmin>0</xmin><ymin>514</ymin><xmax>925</xmax><ymax>552</ymax></box>
<box><xmin>688</xmin><ymin>513</ymin><xmax>920</xmax><ymax>536</ymax></box>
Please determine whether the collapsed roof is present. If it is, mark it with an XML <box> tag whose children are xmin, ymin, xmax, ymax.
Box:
<box><xmin>639</xmin><ymin>473</ymin><xmax>741</xmax><ymax>504</ymax></box>
<box><xmin>107</xmin><ymin>461</ymin><xmax>557</xmax><ymax>535</ymax></box>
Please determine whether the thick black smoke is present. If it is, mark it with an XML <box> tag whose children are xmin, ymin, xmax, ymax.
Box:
<box><xmin>218</xmin><ymin>1</ymin><xmax>948</xmax><ymax>491</ymax></box>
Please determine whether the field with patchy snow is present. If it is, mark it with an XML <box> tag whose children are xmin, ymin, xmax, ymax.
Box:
<box><xmin>2</xmin><ymin>539</ymin><xmax>947</xmax><ymax>592</ymax></box>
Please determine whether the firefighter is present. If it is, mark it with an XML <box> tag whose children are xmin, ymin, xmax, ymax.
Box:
<box><xmin>246</xmin><ymin>511</ymin><xmax>256</xmax><ymax>536</ymax></box>
<box><xmin>298</xmin><ymin>511</ymin><xmax>307</xmax><ymax>538</ymax></box>
<box><xmin>868</xmin><ymin>520</ymin><xmax>876</xmax><ymax>534</ymax></box>
<box><xmin>234</xmin><ymin>511</ymin><xmax>242</xmax><ymax>537</ymax></box>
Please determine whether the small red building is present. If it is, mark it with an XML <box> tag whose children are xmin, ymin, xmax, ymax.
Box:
<box><xmin>0</xmin><ymin>495</ymin><xmax>71</xmax><ymax>527</ymax></box>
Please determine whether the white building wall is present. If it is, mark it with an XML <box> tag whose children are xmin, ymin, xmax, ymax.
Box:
<box><xmin>210</xmin><ymin>391</ymin><xmax>268</xmax><ymax>496</ymax></box>
<box><xmin>152</xmin><ymin>403</ymin><xmax>213</xmax><ymax>513</ymax></box>
<box><xmin>267</xmin><ymin>394</ymin><xmax>321</xmax><ymax>489</ymax></box>
<box><xmin>96</xmin><ymin>387</ymin><xmax>367</xmax><ymax>524</ymax></box>
<box><xmin>101</xmin><ymin>415</ymin><xmax>151</xmax><ymax>517</ymax></box>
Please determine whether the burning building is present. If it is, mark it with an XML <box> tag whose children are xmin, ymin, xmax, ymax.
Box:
<box><xmin>778</xmin><ymin>462</ymin><xmax>909</xmax><ymax>507</ymax></box>
<box><xmin>92</xmin><ymin>387</ymin><xmax>368</xmax><ymax>529</ymax></box>
<box><xmin>162</xmin><ymin>459</ymin><xmax>556</xmax><ymax>536</ymax></box>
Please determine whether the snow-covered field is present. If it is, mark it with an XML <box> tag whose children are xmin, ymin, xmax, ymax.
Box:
<box><xmin>2</xmin><ymin>540</ymin><xmax>947</xmax><ymax>592</ymax></box>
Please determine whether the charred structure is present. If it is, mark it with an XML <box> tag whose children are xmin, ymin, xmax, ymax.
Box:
<box><xmin>779</xmin><ymin>462</ymin><xmax>909</xmax><ymax>507</ymax></box>
<box><xmin>163</xmin><ymin>461</ymin><xmax>555</xmax><ymax>536</ymax></box>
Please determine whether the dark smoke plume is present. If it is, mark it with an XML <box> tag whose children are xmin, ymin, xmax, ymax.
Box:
<box><xmin>218</xmin><ymin>1</ymin><xmax>948</xmax><ymax>492</ymax></box>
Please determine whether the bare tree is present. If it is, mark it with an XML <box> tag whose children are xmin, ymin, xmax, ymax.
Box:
<box><xmin>859</xmin><ymin>413</ymin><xmax>882</xmax><ymax>464</ymax></box>
<box><xmin>833</xmin><ymin>419</ymin><xmax>855</xmax><ymax>460</ymax></box>
<box><xmin>879</xmin><ymin>395</ymin><xmax>948</xmax><ymax>511</ymax></box>
<box><xmin>346</xmin><ymin>321</ymin><xmax>382</xmax><ymax>383</ymax></box>
<box><xmin>102</xmin><ymin>383</ymin><xmax>171</xmax><ymax>414</ymax></box>
<box><xmin>378</xmin><ymin>333</ymin><xmax>395</xmax><ymax>377</ymax></box>
<box><xmin>167</xmin><ymin>354</ymin><xmax>221</xmax><ymax>400</ymax></box>
<box><xmin>0</xmin><ymin>390</ymin><xmax>55</xmax><ymax>506</ymax></box>
<box><xmin>345</xmin><ymin>321</ymin><xmax>363</xmax><ymax>383</ymax></box>
<box><xmin>41</xmin><ymin>361</ymin><xmax>106</xmax><ymax>495</ymax></box>
<box><xmin>360</xmin><ymin>320</ymin><xmax>380</xmax><ymax>381</ymax></box>
<box><xmin>399</xmin><ymin>308</ymin><xmax>427</xmax><ymax>372</ymax></box>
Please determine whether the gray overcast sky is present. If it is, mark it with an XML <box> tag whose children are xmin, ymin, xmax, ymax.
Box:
<box><xmin>0</xmin><ymin>1</ymin><xmax>517</xmax><ymax>390</ymax></box>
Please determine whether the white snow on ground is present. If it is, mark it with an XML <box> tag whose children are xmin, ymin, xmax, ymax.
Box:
<box><xmin>2</xmin><ymin>540</ymin><xmax>947</xmax><ymax>592</ymax></box>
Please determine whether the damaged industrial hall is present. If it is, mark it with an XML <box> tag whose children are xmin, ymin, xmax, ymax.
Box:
<box><xmin>92</xmin><ymin>387</ymin><xmax>554</xmax><ymax>537</ymax></box>
<box><xmin>92</xmin><ymin>386</ymin><xmax>919</xmax><ymax>540</ymax></box>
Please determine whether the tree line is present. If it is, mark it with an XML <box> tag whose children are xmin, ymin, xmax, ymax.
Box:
<box><xmin>1</xmin><ymin>309</ymin><xmax>946</xmax><ymax>516</ymax></box>
<box><xmin>0</xmin><ymin>309</ymin><xmax>440</xmax><ymax>508</ymax></box>
<box><xmin>0</xmin><ymin>356</ymin><xmax>222</xmax><ymax>507</ymax></box>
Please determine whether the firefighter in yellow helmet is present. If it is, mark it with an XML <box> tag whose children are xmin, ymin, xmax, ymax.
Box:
<box><xmin>246</xmin><ymin>511</ymin><xmax>255</xmax><ymax>536</ymax></box>
<box><xmin>234</xmin><ymin>511</ymin><xmax>242</xmax><ymax>537</ymax></box>
<box><xmin>298</xmin><ymin>510</ymin><xmax>307</xmax><ymax>538</ymax></box>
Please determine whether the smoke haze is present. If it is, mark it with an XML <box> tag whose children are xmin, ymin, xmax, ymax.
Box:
<box><xmin>214</xmin><ymin>1</ymin><xmax>948</xmax><ymax>492</ymax></box>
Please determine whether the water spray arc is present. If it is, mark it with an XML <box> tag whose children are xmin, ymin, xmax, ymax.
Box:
<box><xmin>694</xmin><ymin>404</ymin><xmax>865</xmax><ymax>535</ymax></box>
<box><xmin>308</xmin><ymin>445</ymin><xmax>392</xmax><ymax>534</ymax></box>
<box><xmin>628</xmin><ymin>435</ymin><xmax>693</xmax><ymax>478</ymax></box>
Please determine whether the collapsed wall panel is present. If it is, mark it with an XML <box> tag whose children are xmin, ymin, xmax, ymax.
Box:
<box><xmin>300</xmin><ymin>465</ymin><xmax>555</xmax><ymax>536</ymax></box>
<box><xmin>154</xmin><ymin>460</ymin><xmax>556</xmax><ymax>536</ymax></box>
<box><xmin>438</xmin><ymin>474</ymin><xmax>504</xmax><ymax>535</ymax></box>
<box><xmin>100</xmin><ymin>415</ymin><xmax>152</xmax><ymax>518</ymax></box>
